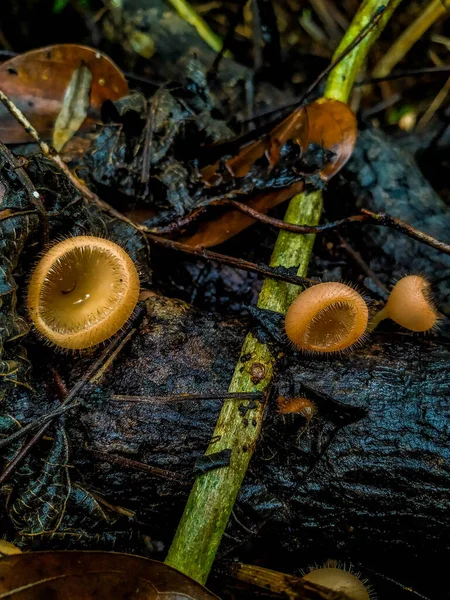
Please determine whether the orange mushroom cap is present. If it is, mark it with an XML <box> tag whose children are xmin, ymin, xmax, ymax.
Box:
<box><xmin>383</xmin><ymin>275</ymin><xmax>437</xmax><ymax>332</ymax></box>
<box><xmin>302</xmin><ymin>567</ymin><xmax>371</xmax><ymax>600</ymax></box>
<box><xmin>27</xmin><ymin>236</ymin><xmax>140</xmax><ymax>350</ymax></box>
<box><xmin>285</xmin><ymin>282</ymin><xmax>368</xmax><ymax>353</ymax></box>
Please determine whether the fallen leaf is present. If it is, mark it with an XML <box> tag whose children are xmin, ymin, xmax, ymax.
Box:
<box><xmin>181</xmin><ymin>182</ymin><xmax>304</xmax><ymax>248</ymax></box>
<box><xmin>187</xmin><ymin>100</ymin><xmax>355</xmax><ymax>247</ymax></box>
<box><xmin>304</xmin><ymin>98</ymin><xmax>357</xmax><ymax>181</ymax></box>
<box><xmin>201</xmin><ymin>107</ymin><xmax>309</xmax><ymax>185</ymax></box>
<box><xmin>0</xmin><ymin>551</ymin><xmax>219</xmax><ymax>599</ymax></box>
<box><xmin>53</xmin><ymin>63</ymin><xmax>92</xmax><ymax>151</ymax></box>
<box><xmin>0</xmin><ymin>44</ymin><xmax>128</xmax><ymax>143</ymax></box>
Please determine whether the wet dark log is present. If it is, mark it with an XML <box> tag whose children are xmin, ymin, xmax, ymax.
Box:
<box><xmin>42</xmin><ymin>296</ymin><xmax>449</xmax><ymax>590</ymax></box>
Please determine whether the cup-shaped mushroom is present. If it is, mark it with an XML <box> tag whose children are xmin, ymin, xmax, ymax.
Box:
<box><xmin>302</xmin><ymin>567</ymin><xmax>371</xmax><ymax>600</ymax></box>
<box><xmin>27</xmin><ymin>236</ymin><xmax>140</xmax><ymax>349</ymax></box>
<box><xmin>376</xmin><ymin>275</ymin><xmax>437</xmax><ymax>332</ymax></box>
<box><xmin>285</xmin><ymin>282</ymin><xmax>368</xmax><ymax>353</ymax></box>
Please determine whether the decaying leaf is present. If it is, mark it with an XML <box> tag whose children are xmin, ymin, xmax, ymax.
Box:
<box><xmin>305</xmin><ymin>98</ymin><xmax>357</xmax><ymax>180</ymax></box>
<box><xmin>180</xmin><ymin>182</ymin><xmax>304</xmax><ymax>248</ymax></box>
<box><xmin>201</xmin><ymin>98</ymin><xmax>355</xmax><ymax>186</ymax></box>
<box><xmin>191</xmin><ymin>99</ymin><xmax>356</xmax><ymax>247</ymax></box>
<box><xmin>53</xmin><ymin>63</ymin><xmax>92</xmax><ymax>152</ymax></box>
<box><xmin>0</xmin><ymin>551</ymin><xmax>219</xmax><ymax>599</ymax></box>
<box><xmin>201</xmin><ymin>106</ymin><xmax>310</xmax><ymax>186</ymax></box>
<box><xmin>0</xmin><ymin>44</ymin><xmax>128</xmax><ymax>143</ymax></box>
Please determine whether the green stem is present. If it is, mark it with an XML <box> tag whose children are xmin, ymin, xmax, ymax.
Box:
<box><xmin>166</xmin><ymin>0</ymin><xmax>231</xmax><ymax>56</ymax></box>
<box><xmin>165</xmin><ymin>0</ymin><xmax>402</xmax><ymax>585</ymax></box>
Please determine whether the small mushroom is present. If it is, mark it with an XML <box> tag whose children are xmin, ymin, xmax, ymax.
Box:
<box><xmin>302</xmin><ymin>566</ymin><xmax>372</xmax><ymax>600</ymax></box>
<box><xmin>285</xmin><ymin>282</ymin><xmax>368</xmax><ymax>353</ymax></box>
<box><xmin>369</xmin><ymin>275</ymin><xmax>438</xmax><ymax>332</ymax></box>
<box><xmin>276</xmin><ymin>396</ymin><xmax>317</xmax><ymax>419</ymax></box>
<box><xmin>27</xmin><ymin>236</ymin><xmax>140</xmax><ymax>350</ymax></box>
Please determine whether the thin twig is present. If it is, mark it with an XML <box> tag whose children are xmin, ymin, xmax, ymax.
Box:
<box><xmin>357</xmin><ymin>64</ymin><xmax>450</xmax><ymax>85</ymax></box>
<box><xmin>152</xmin><ymin>200</ymin><xmax>450</xmax><ymax>256</ymax></box>
<box><xmin>0</xmin><ymin>308</ymin><xmax>144</xmax><ymax>483</ymax></box>
<box><xmin>140</xmin><ymin>94</ymin><xmax>158</xmax><ymax>197</ymax></box>
<box><xmin>147</xmin><ymin>233</ymin><xmax>313</xmax><ymax>286</ymax></box>
<box><xmin>86</xmin><ymin>448</ymin><xmax>188</xmax><ymax>484</ymax></box>
<box><xmin>0</xmin><ymin>420</ymin><xmax>58</xmax><ymax>485</ymax></box>
<box><xmin>208</xmin><ymin>0</ymin><xmax>245</xmax><ymax>76</ymax></box>
<box><xmin>224</xmin><ymin>201</ymin><xmax>450</xmax><ymax>255</ymax></box>
<box><xmin>0</xmin><ymin>403</ymin><xmax>76</xmax><ymax>452</ymax></box>
<box><xmin>111</xmin><ymin>392</ymin><xmax>264</xmax><ymax>404</ymax></box>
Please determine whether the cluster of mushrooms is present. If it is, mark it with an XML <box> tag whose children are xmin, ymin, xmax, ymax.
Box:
<box><xmin>27</xmin><ymin>236</ymin><xmax>406</xmax><ymax>598</ymax></box>
<box><xmin>26</xmin><ymin>236</ymin><xmax>438</xmax><ymax>353</ymax></box>
<box><xmin>285</xmin><ymin>275</ymin><xmax>437</xmax><ymax>353</ymax></box>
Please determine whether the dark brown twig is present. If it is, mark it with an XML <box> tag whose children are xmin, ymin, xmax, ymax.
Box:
<box><xmin>111</xmin><ymin>392</ymin><xmax>264</xmax><ymax>404</ymax></box>
<box><xmin>140</xmin><ymin>94</ymin><xmax>159</xmax><ymax>197</ymax></box>
<box><xmin>360</xmin><ymin>209</ymin><xmax>450</xmax><ymax>255</ymax></box>
<box><xmin>202</xmin><ymin>201</ymin><xmax>450</xmax><ymax>256</ymax></box>
<box><xmin>151</xmin><ymin>199</ymin><xmax>450</xmax><ymax>256</ymax></box>
<box><xmin>0</xmin><ymin>403</ymin><xmax>76</xmax><ymax>453</ymax></box>
<box><xmin>147</xmin><ymin>233</ymin><xmax>312</xmax><ymax>286</ymax></box>
<box><xmin>86</xmin><ymin>448</ymin><xmax>188</xmax><ymax>484</ymax></box>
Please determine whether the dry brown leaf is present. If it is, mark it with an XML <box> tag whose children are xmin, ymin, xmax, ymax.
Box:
<box><xmin>0</xmin><ymin>44</ymin><xmax>128</xmax><ymax>143</ymax></box>
<box><xmin>53</xmin><ymin>63</ymin><xmax>92</xmax><ymax>151</ymax></box>
<box><xmin>304</xmin><ymin>98</ymin><xmax>357</xmax><ymax>181</ymax></box>
<box><xmin>0</xmin><ymin>551</ymin><xmax>219</xmax><ymax>599</ymax></box>
<box><xmin>181</xmin><ymin>182</ymin><xmax>304</xmax><ymax>248</ymax></box>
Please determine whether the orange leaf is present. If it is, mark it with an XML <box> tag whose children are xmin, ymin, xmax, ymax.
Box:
<box><xmin>304</xmin><ymin>98</ymin><xmax>357</xmax><ymax>181</ymax></box>
<box><xmin>0</xmin><ymin>551</ymin><xmax>219</xmax><ymax>599</ymax></box>
<box><xmin>180</xmin><ymin>182</ymin><xmax>304</xmax><ymax>248</ymax></box>
<box><xmin>0</xmin><ymin>44</ymin><xmax>128</xmax><ymax>143</ymax></box>
<box><xmin>201</xmin><ymin>107</ymin><xmax>309</xmax><ymax>185</ymax></box>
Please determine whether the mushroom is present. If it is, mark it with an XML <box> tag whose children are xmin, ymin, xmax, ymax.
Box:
<box><xmin>302</xmin><ymin>566</ymin><xmax>372</xmax><ymax>600</ymax></box>
<box><xmin>369</xmin><ymin>275</ymin><xmax>437</xmax><ymax>333</ymax></box>
<box><xmin>27</xmin><ymin>236</ymin><xmax>140</xmax><ymax>350</ymax></box>
<box><xmin>285</xmin><ymin>282</ymin><xmax>368</xmax><ymax>353</ymax></box>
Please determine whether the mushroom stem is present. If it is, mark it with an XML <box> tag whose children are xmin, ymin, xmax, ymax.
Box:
<box><xmin>367</xmin><ymin>306</ymin><xmax>389</xmax><ymax>332</ymax></box>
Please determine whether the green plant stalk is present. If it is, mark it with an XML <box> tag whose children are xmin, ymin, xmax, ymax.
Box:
<box><xmin>167</xmin><ymin>0</ymin><xmax>231</xmax><ymax>56</ymax></box>
<box><xmin>165</xmin><ymin>0</ymin><xmax>402</xmax><ymax>584</ymax></box>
